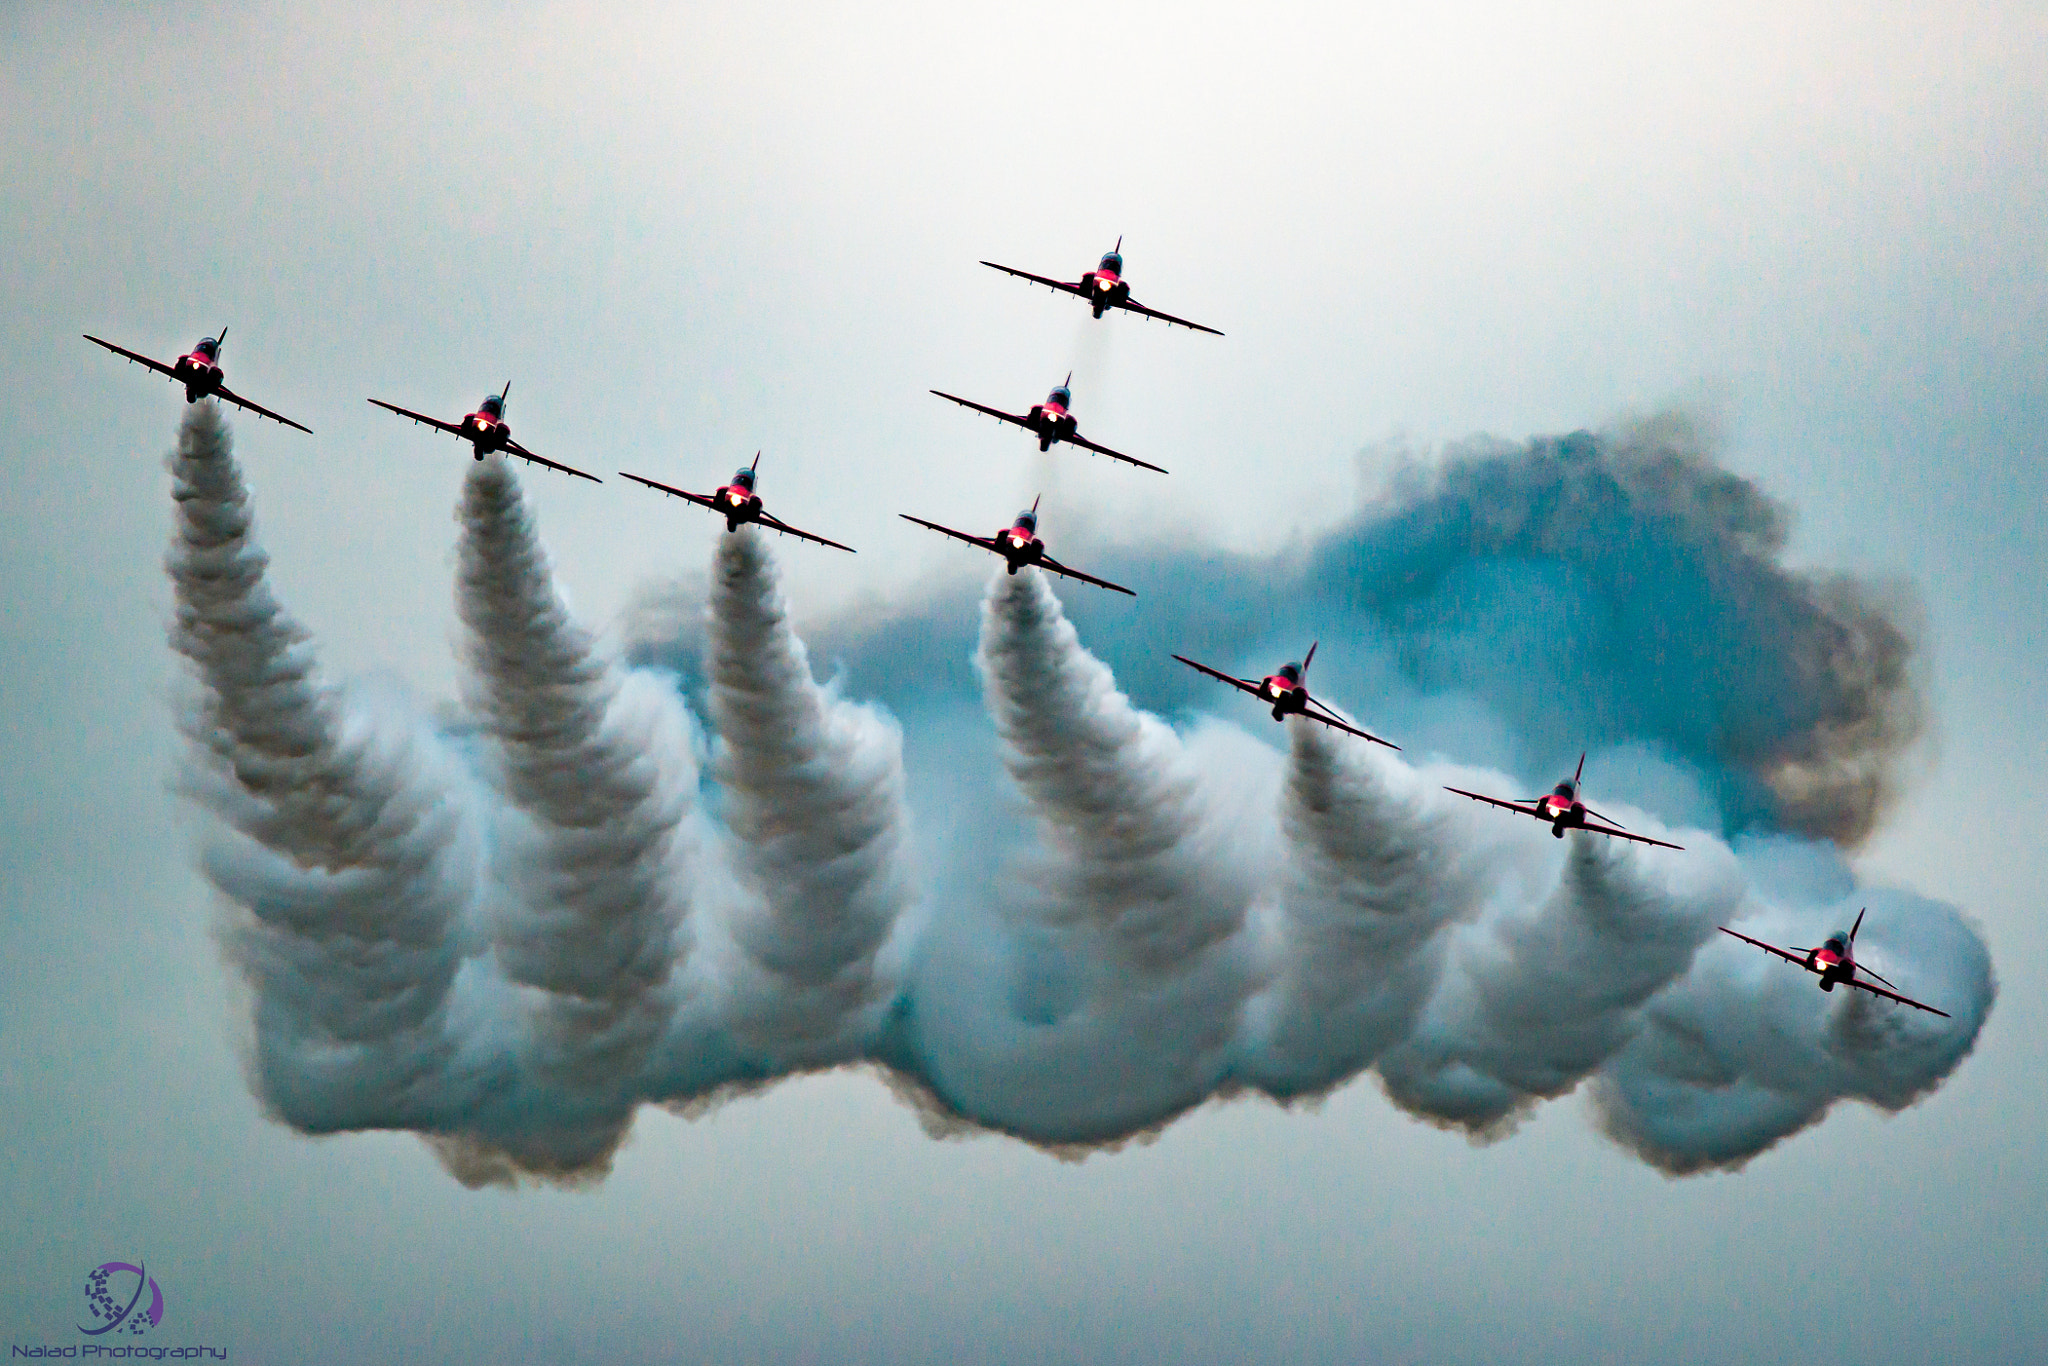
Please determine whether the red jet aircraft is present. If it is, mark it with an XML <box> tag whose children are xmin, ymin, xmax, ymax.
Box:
<box><xmin>621</xmin><ymin>453</ymin><xmax>855</xmax><ymax>553</ymax></box>
<box><xmin>84</xmin><ymin>329</ymin><xmax>312</xmax><ymax>433</ymax></box>
<box><xmin>900</xmin><ymin>497</ymin><xmax>1134</xmax><ymax>596</ymax></box>
<box><xmin>931</xmin><ymin>374</ymin><xmax>1166</xmax><ymax>474</ymax></box>
<box><xmin>369</xmin><ymin>383</ymin><xmax>601</xmax><ymax>483</ymax></box>
<box><xmin>1719</xmin><ymin>909</ymin><xmax>1950</xmax><ymax>1017</ymax></box>
<box><xmin>982</xmin><ymin>239</ymin><xmax>1224</xmax><ymax>335</ymax></box>
<box><xmin>1445</xmin><ymin>754</ymin><xmax>1683</xmax><ymax>850</ymax></box>
<box><xmin>1174</xmin><ymin>642</ymin><xmax>1398</xmax><ymax>748</ymax></box>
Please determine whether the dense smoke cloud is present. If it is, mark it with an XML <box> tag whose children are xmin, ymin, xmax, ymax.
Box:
<box><xmin>792</xmin><ymin>411</ymin><xmax>1922</xmax><ymax>847</ymax></box>
<box><xmin>171</xmin><ymin>405</ymin><xmax>1991</xmax><ymax>1183</ymax></box>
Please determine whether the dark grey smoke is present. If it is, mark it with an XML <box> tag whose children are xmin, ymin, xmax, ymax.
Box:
<box><xmin>1339</xmin><ymin>413</ymin><xmax>1924</xmax><ymax>845</ymax></box>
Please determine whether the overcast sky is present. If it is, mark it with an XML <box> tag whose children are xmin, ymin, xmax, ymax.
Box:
<box><xmin>3</xmin><ymin>2</ymin><xmax>2045</xmax><ymax>1362</ymax></box>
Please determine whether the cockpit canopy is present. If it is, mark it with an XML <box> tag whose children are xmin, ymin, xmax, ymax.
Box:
<box><xmin>1014</xmin><ymin>510</ymin><xmax>1037</xmax><ymax>532</ymax></box>
<box><xmin>1048</xmin><ymin>387</ymin><xmax>1071</xmax><ymax>408</ymax></box>
<box><xmin>1824</xmin><ymin>935</ymin><xmax>1848</xmax><ymax>957</ymax></box>
<box><xmin>196</xmin><ymin>338</ymin><xmax>220</xmax><ymax>357</ymax></box>
<box><xmin>1277</xmin><ymin>663</ymin><xmax>1302</xmax><ymax>684</ymax></box>
<box><xmin>731</xmin><ymin>466</ymin><xmax>757</xmax><ymax>489</ymax></box>
<box><xmin>479</xmin><ymin>394</ymin><xmax>504</xmax><ymax>416</ymax></box>
<box><xmin>1099</xmin><ymin>252</ymin><xmax>1122</xmax><ymax>274</ymax></box>
<box><xmin>1553</xmin><ymin>781</ymin><xmax>1577</xmax><ymax>800</ymax></box>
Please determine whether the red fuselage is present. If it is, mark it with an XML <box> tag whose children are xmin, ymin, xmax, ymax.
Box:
<box><xmin>172</xmin><ymin>343</ymin><xmax>224</xmax><ymax>401</ymax></box>
<box><xmin>1537</xmin><ymin>789</ymin><xmax>1587</xmax><ymax>835</ymax></box>
<box><xmin>1024</xmin><ymin>393</ymin><xmax>1079</xmax><ymax>450</ymax></box>
<box><xmin>1260</xmin><ymin>673</ymin><xmax>1308</xmax><ymax>720</ymax></box>
<box><xmin>996</xmin><ymin>522</ymin><xmax>1044</xmax><ymax>573</ymax></box>
<box><xmin>459</xmin><ymin>402</ymin><xmax>512</xmax><ymax>454</ymax></box>
<box><xmin>1808</xmin><ymin>940</ymin><xmax>1854</xmax><ymax>988</ymax></box>
<box><xmin>716</xmin><ymin>481</ymin><xmax>764</xmax><ymax>529</ymax></box>
<box><xmin>1078</xmin><ymin>264</ymin><xmax>1130</xmax><ymax>317</ymax></box>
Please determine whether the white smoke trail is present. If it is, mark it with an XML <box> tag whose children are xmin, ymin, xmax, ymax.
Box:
<box><xmin>1589</xmin><ymin>889</ymin><xmax>1996</xmax><ymax>1172</ymax></box>
<box><xmin>168</xmin><ymin>403</ymin><xmax>473</xmax><ymax>1132</ymax></box>
<box><xmin>925</xmin><ymin>568</ymin><xmax>1259</xmax><ymax>1139</ymax></box>
<box><xmin>452</xmin><ymin>458</ymin><xmax>695</xmax><ymax>1158</ymax></box>
<box><xmin>1376</xmin><ymin>807</ymin><xmax>1740</xmax><ymax>1133</ymax></box>
<box><xmin>1250</xmin><ymin>722</ymin><xmax>1477</xmax><ymax>1097</ymax></box>
<box><xmin>705</xmin><ymin>527</ymin><xmax>915</xmax><ymax>1066</ymax></box>
<box><xmin>167</xmin><ymin>407</ymin><xmax>1995</xmax><ymax>1180</ymax></box>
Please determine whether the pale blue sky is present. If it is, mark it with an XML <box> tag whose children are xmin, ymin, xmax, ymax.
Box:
<box><xmin>2</xmin><ymin>2</ymin><xmax>2044</xmax><ymax>1360</ymax></box>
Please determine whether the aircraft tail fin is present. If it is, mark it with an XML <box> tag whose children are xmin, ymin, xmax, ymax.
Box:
<box><xmin>1114</xmin><ymin>234</ymin><xmax>1122</xmax><ymax>253</ymax></box>
<box><xmin>1303</xmin><ymin>640</ymin><xmax>1318</xmax><ymax>675</ymax></box>
<box><xmin>1851</xmin><ymin>907</ymin><xmax>1866</xmax><ymax>943</ymax></box>
<box><xmin>750</xmin><ymin>450</ymin><xmax>762</xmax><ymax>472</ymax></box>
<box><xmin>215</xmin><ymin>325</ymin><xmax>226</xmax><ymax>351</ymax></box>
<box><xmin>1030</xmin><ymin>493</ymin><xmax>1041</xmax><ymax>514</ymax></box>
<box><xmin>1574</xmin><ymin>752</ymin><xmax>1586</xmax><ymax>786</ymax></box>
<box><xmin>501</xmin><ymin>380</ymin><xmax>512</xmax><ymax>406</ymax></box>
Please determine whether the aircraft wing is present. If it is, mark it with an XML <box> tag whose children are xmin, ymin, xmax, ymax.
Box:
<box><xmin>368</xmin><ymin>398</ymin><xmax>467</xmax><ymax>438</ymax></box>
<box><xmin>1445</xmin><ymin>787</ymin><xmax>1548</xmax><ymax>819</ymax></box>
<box><xmin>757</xmin><ymin>510</ymin><xmax>856</xmax><ymax>554</ymax></box>
<box><xmin>930</xmin><ymin>390</ymin><xmax>1033</xmax><ymax>432</ymax></box>
<box><xmin>898</xmin><ymin>513</ymin><xmax>1002</xmax><ymax>554</ymax></box>
<box><xmin>1114</xmin><ymin>296</ymin><xmax>1225</xmax><ymax>337</ymax></box>
<box><xmin>1576</xmin><ymin>814</ymin><xmax>1684</xmax><ymax>851</ymax></box>
<box><xmin>1172</xmin><ymin>654</ymin><xmax>1264</xmax><ymax>698</ymax></box>
<box><xmin>979</xmin><ymin>261</ymin><xmax>1087</xmax><ymax>299</ymax></box>
<box><xmin>1717</xmin><ymin>926</ymin><xmax>1814</xmax><ymax>969</ymax></box>
<box><xmin>620</xmin><ymin>471</ymin><xmax>722</xmax><ymax>510</ymax></box>
<box><xmin>502</xmin><ymin>438</ymin><xmax>601</xmax><ymax>484</ymax></box>
<box><xmin>1035</xmin><ymin>553</ymin><xmax>1137</xmax><ymax>597</ymax></box>
<box><xmin>1062</xmin><ymin>431</ymin><xmax>1169</xmax><ymax>475</ymax></box>
<box><xmin>1845</xmin><ymin>974</ymin><xmax>1950</xmax><ymax>1018</ymax></box>
<box><xmin>1301</xmin><ymin>697</ymin><xmax>1399</xmax><ymax>749</ymax></box>
<box><xmin>211</xmin><ymin>382</ymin><xmax>313</xmax><ymax>434</ymax></box>
<box><xmin>84</xmin><ymin>335</ymin><xmax>178</xmax><ymax>380</ymax></box>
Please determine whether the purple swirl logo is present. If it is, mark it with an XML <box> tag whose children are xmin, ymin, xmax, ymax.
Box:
<box><xmin>79</xmin><ymin>1262</ymin><xmax>164</xmax><ymax>1337</ymax></box>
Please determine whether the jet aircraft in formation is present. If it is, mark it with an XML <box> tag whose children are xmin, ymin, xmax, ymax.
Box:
<box><xmin>900</xmin><ymin>497</ymin><xmax>1134</xmax><ymax>596</ymax></box>
<box><xmin>369</xmin><ymin>384</ymin><xmax>602</xmax><ymax>483</ymax></box>
<box><xmin>1174</xmin><ymin>643</ymin><xmax>1399</xmax><ymax>749</ymax></box>
<box><xmin>981</xmin><ymin>239</ymin><xmax>1225</xmax><ymax>335</ymax></box>
<box><xmin>98</xmin><ymin>241</ymin><xmax>1960</xmax><ymax>1025</ymax></box>
<box><xmin>1719</xmin><ymin>909</ymin><xmax>1950</xmax><ymax>1017</ymax></box>
<box><xmin>621</xmin><ymin>453</ymin><xmax>856</xmax><ymax>553</ymax></box>
<box><xmin>931</xmin><ymin>374</ymin><xmax>1165</xmax><ymax>474</ymax></box>
<box><xmin>1446</xmin><ymin>754</ymin><xmax>1684</xmax><ymax>850</ymax></box>
<box><xmin>85</xmin><ymin>330</ymin><xmax>312</xmax><ymax>434</ymax></box>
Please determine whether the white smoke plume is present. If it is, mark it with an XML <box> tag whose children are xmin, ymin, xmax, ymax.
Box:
<box><xmin>450</xmin><ymin>458</ymin><xmax>696</xmax><ymax>1170</ymax></box>
<box><xmin>1375</xmin><ymin>815</ymin><xmax>1741</xmax><ymax>1134</ymax></box>
<box><xmin>902</xmin><ymin>569</ymin><xmax>1259</xmax><ymax>1142</ymax></box>
<box><xmin>1250</xmin><ymin>724</ymin><xmax>1476</xmax><ymax>1098</ymax></box>
<box><xmin>168</xmin><ymin>403</ymin><xmax>472</xmax><ymax>1134</ymax></box>
<box><xmin>1589</xmin><ymin>888</ymin><xmax>1996</xmax><ymax>1173</ymax></box>
<box><xmin>704</xmin><ymin>528</ymin><xmax>915</xmax><ymax>1067</ymax></box>
<box><xmin>168</xmin><ymin>408</ymin><xmax>1996</xmax><ymax>1182</ymax></box>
